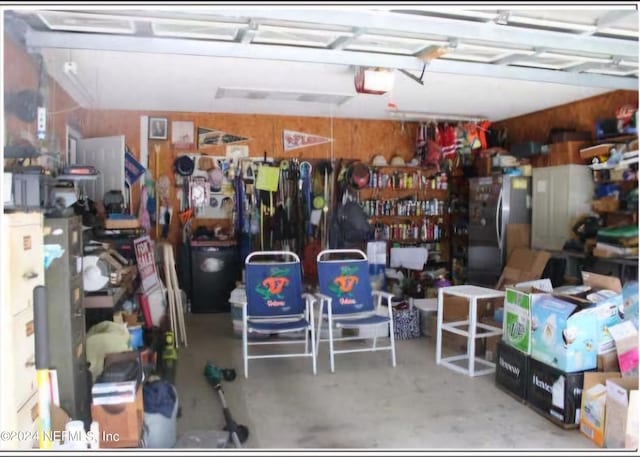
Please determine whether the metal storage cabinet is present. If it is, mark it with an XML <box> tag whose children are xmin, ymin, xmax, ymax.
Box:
<box><xmin>531</xmin><ymin>165</ymin><xmax>594</xmax><ymax>251</ymax></box>
<box><xmin>1</xmin><ymin>212</ymin><xmax>43</xmax><ymax>449</ymax></box>
<box><xmin>44</xmin><ymin>215</ymin><xmax>92</xmax><ymax>429</ymax></box>
<box><xmin>190</xmin><ymin>241</ymin><xmax>241</xmax><ymax>313</ymax></box>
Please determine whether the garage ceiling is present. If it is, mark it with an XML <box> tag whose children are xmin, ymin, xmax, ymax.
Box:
<box><xmin>5</xmin><ymin>4</ymin><xmax>639</xmax><ymax>122</ymax></box>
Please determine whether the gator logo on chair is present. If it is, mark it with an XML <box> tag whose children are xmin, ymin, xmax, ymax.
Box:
<box><xmin>328</xmin><ymin>265</ymin><xmax>359</xmax><ymax>305</ymax></box>
<box><xmin>256</xmin><ymin>267</ymin><xmax>291</xmax><ymax>307</ymax></box>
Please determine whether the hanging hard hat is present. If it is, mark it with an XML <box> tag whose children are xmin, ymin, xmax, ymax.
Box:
<box><xmin>371</xmin><ymin>154</ymin><xmax>387</xmax><ymax>166</ymax></box>
<box><xmin>390</xmin><ymin>155</ymin><xmax>406</xmax><ymax>166</ymax></box>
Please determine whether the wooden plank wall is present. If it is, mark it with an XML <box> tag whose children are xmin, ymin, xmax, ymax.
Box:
<box><xmin>81</xmin><ymin>110</ymin><xmax>418</xmax><ymax>245</ymax></box>
<box><xmin>494</xmin><ymin>89</ymin><xmax>639</xmax><ymax>144</ymax></box>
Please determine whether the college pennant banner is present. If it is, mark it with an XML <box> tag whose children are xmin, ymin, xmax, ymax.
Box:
<box><xmin>198</xmin><ymin>127</ymin><xmax>250</xmax><ymax>148</ymax></box>
<box><xmin>283</xmin><ymin>129</ymin><xmax>332</xmax><ymax>152</ymax></box>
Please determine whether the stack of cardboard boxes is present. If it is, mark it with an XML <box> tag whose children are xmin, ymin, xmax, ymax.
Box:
<box><xmin>493</xmin><ymin>269</ymin><xmax>638</xmax><ymax>448</ymax></box>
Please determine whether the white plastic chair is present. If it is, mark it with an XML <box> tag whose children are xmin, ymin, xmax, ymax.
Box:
<box><xmin>315</xmin><ymin>249</ymin><xmax>396</xmax><ymax>373</ymax></box>
<box><xmin>241</xmin><ymin>251</ymin><xmax>316</xmax><ymax>378</ymax></box>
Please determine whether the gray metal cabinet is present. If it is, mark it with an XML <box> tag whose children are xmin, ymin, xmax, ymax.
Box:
<box><xmin>44</xmin><ymin>215</ymin><xmax>91</xmax><ymax>428</ymax></box>
<box><xmin>531</xmin><ymin>165</ymin><xmax>594</xmax><ymax>251</ymax></box>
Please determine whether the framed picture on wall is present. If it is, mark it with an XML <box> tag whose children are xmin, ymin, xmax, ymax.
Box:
<box><xmin>172</xmin><ymin>121</ymin><xmax>195</xmax><ymax>148</ymax></box>
<box><xmin>149</xmin><ymin>117</ymin><xmax>168</xmax><ymax>140</ymax></box>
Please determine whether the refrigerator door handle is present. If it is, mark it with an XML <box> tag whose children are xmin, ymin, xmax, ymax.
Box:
<box><xmin>496</xmin><ymin>189</ymin><xmax>504</xmax><ymax>251</ymax></box>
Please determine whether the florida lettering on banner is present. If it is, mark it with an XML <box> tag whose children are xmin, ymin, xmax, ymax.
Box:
<box><xmin>282</xmin><ymin>129</ymin><xmax>332</xmax><ymax>152</ymax></box>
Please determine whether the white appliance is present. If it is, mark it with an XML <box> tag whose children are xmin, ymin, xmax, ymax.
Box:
<box><xmin>531</xmin><ymin>165</ymin><xmax>594</xmax><ymax>251</ymax></box>
<box><xmin>3</xmin><ymin>172</ymin><xmax>12</xmax><ymax>206</ymax></box>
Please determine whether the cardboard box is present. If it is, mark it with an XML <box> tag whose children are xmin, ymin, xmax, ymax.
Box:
<box><xmin>527</xmin><ymin>358</ymin><xmax>591</xmax><ymax>426</ymax></box>
<box><xmin>496</xmin><ymin>248</ymin><xmax>551</xmax><ymax>290</ymax></box>
<box><xmin>580</xmin><ymin>372</ymin><xmax>623</xmax><ymax>447</ymax></box>
<box><xmin>480</xmin><ymin>315</ymin><xmax>502</xmax><ymax>361</ymax></box>
<box><xmin>91</xmin><ymin>384</ymin><xmax>143</xmax><ymax>448</ymax></box>
<box><xmin>608</xmin><ymin>321</ymin><xmax>639</xmax><ymax>377</ymax></box>
<box><xmin>502</xmin><ymin>284</ymin><xmax>552</xmax><ymax>355</ymax></box>
<box><xmin>506</xmin><ymin>224</ymin><xmax>531</xmax><ymax>262</ymax></box>
<box><xmin>530</xmin><ymin>295</ymin><xmax>599</xmax><ymax>372</ymax></box>
<box><xmin>554</xmin><ymin>272</ymin><xmax>624</xmax><ymax>354</ymax></box>
<box><xmin>622</xmin><ymin>281</ymin><xmax>638</xmax><ymax>329</ymax></box>
<box><xmin>580</xmin><ymin>143</ymin><xmax>614</xmax><ymax>160</ymax></box>
<box><xmin>428</xmin><ymin>314</ymin><xmax>484</xmax><ymax>357</ymax></box>
<box><xmin>501</xmin><ymin>284</ymin><xmax>552</xmax><ymax>345</ymax></box>
<box><xmin>598</xmin><ymin>349</ymin><xmax>621</xmax><ymax>372</ymax></box>
<box><xmin>548</xmin><ymin>140</ymin><xmax>589</xmax><ymax>166</ymax></box>
<box><xmin>495</xmin><ymin>339</ymin><xmax>529</xmax><ymax>401</ymax></box>
<box><xmin>604</xmin><ymin>377</ymin><xmax>639</xmax><ymax>449</ymax></box>
<box><xmin>626</xmin><ymin>390</ymin><xmax>638</xmax><ymax>449</ymax></box>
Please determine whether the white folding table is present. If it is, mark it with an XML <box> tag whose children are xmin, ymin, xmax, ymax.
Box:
<box><xmin>435</xmin><ymin>285</ymin><xmax>505</xmax><ymax>377</ymax></box>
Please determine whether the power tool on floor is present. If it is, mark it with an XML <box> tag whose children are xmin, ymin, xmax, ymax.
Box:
<box><xmin>203</xmin><ymin>361</ymin><xmax>249</xmax><ymax>447</ymax></box>
<box><xmin>162</xmin><ymin>331</ymin><xmax>178</xmax><ymax>384</ymax></box>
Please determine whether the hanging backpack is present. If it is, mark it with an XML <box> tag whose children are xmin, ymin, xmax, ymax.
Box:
<box><xmin>331</xmin><ymin>201</ymin><xmax>371</xmax><ymax>248</ymax></box>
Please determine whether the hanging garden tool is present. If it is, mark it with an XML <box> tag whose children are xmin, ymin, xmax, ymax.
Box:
<box><xmin>157</xmin><ymin>175</ymin><xmax>172</xmax><ymax>239</ymax></box>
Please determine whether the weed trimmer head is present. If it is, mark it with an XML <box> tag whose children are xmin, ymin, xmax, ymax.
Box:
<box><xmin>203</xmin><ymin>362</ymin><xmax>249</xmax><ymax>446</ymax></box>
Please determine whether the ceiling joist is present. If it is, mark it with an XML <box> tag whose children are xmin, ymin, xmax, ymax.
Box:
<box><xmin>26</xmin><ymin>28</ymin><xmax>638</xmax><ymax>90</ymax></box>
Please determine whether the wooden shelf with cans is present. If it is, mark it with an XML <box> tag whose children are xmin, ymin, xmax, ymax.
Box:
<box><xmin>355</xmin><ymin>165</ymin><xmax>450</xmax><ymax>267</ymax></box>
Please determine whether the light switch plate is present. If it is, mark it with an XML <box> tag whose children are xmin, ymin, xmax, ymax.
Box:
<box><xmin>37</xmin><ymin>107</ymin><xmax>46</xmax><ymax>138</ymax></box>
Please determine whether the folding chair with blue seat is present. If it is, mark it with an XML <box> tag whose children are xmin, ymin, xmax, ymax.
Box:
<box><xmin>242</xmin><ymin>251</ymin><xmax>316</xmax><ymax>378</ymax></box>
<box><xmin>315</xmin><ymin>249</ymin><xmax>396</xmax><ymax>373</ymax></box>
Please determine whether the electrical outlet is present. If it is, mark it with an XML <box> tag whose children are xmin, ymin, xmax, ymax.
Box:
<box><xmin>37</xmin><ymin>107</ymin><xmax>46</xmax><ymax>139</ymax></box>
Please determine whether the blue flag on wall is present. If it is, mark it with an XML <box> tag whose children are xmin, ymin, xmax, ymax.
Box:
<box><xmin>125</xmin><ymin>151</ymin><xmax>146</xmax><ymax>185</ymax></box>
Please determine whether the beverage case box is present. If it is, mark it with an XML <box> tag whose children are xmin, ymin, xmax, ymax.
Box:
<box><xmin>495</xmin><ymin>339</ymin><xmax>529</xmax><ymax>401</ymax></box>
<box><xmin>530</xmin><ymin>295</ymin><xmax>599</xmax><ymax>373</ymax></box>
<box><xmin>527</xmin><ymin>358</ymin><xmax>593</xmax><ymax>427</ymax></box>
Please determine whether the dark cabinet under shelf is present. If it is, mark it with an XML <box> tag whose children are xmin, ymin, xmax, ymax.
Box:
<box><xmin>44</xmin><ymin>215</ymin><xmax>91</xmax><ymax>429</ymax></box>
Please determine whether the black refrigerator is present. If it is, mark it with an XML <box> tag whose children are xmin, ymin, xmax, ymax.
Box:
<box><xmin>467</xmin><ymin>174</ymin><xmax>532</xmax><ymax>287</ymax></box>
<box><xmin>190</xmin><ymin>241</ymin><xmax>241</xmax><ymax>313</ymax></box>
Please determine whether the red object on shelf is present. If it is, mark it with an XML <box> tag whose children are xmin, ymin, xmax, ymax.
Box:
<box><xmin>138</xmin><ymin>293</ymin><xmax>153</xmax><ymax>329</ymax></box>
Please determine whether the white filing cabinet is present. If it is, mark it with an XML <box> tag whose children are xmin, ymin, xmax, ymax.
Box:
<box><xmin>1</xmin><ymin>212</ymin><xmax>43</xmax><ymax>449</ymax></box>
<box><xmin>531</xmin><ymin>165</ymin><xmax>594</xmax><ymax>251</ymax></box>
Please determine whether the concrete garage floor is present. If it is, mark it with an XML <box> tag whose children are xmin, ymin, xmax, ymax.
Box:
<box><xmin>173</xmin><ymin>313</ymin><xmax>596</xmax><ymax>450</ymax></box>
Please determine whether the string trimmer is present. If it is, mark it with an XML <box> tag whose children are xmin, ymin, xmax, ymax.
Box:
<box><xmin>203</xmin><ymin>362</ymin><xmax>249</xmax><ymax>447</ymax></box>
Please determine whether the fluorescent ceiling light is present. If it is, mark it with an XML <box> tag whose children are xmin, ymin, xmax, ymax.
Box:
<box><xmin>388</xmin><ymin>110</ymin><xmax>486</xmax><ymax>122</ymax></box>
<box><xmin>253</xmin><ymin>25</ymin><xmax>352</xmax><ymax>47</ymax></box>
<box><xmin>37</xmin><ymin>11</ymin><xmax>135</xmax><ymax>34</ymax></box>
<box><xmin>215</xmin><ymin>87</ymin><xmax>353</xmax><ymax>105</ymax></box>
<box><xmin>150</xmin><ymin>18</ymin><xmax>245</xmax><ymax>40</ymax></box>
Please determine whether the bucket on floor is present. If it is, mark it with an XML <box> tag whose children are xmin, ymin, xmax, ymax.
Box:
<box><xmin>142</xmin><ymin>381</ymin><xmax>179</xmax><ymax>448</ymax></box>
<box><xmin>128</xmin><ymin>325</ymin><xmax>144</xmax><ymax>350</ymax></box>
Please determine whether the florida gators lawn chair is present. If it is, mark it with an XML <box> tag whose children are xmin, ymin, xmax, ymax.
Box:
<box><xmin>315</xmin><ymin>249</ymin><xmax>396</xmax><ymax>373</ymax></box>
<box><xmin>242</xmin><ymin>251</ymin><xmax>316</xmax><ymax>378</ymax></box>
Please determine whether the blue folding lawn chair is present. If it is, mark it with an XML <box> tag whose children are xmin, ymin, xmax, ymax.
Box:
<box><xmin>242</xmin><ymin>251</ymin><xmax>317</xmax><ymax>378</ymax></box>
<box><xmin>315</xmin><ymin>249</ymin><xmax>396</xmax><ymax>373</ymax></box>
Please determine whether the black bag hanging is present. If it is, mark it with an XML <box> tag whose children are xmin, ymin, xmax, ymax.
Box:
<box><xmin>332</xmin><ymin>201</ymin><xmax>371</xmax><ymax>247</ymax></box>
